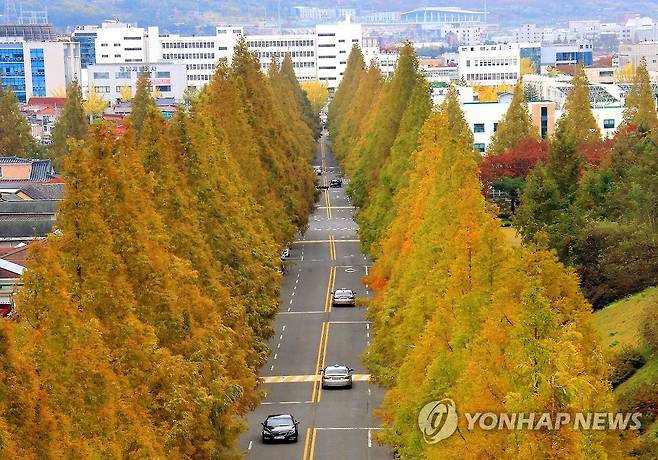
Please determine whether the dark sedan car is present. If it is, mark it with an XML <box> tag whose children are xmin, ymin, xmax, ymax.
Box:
<box><xmin>329</xmin><ymin>178</ymin><xmax>342</xmax><ymax>188</ymax></box>
<box><xmin>261</xmin><ymin>414</ymin><xmax>299</xmax><ymax>443</ymax></box>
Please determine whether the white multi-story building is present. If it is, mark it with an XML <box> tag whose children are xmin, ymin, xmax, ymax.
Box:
<box><xmin>0</xmin><ymin>38</ymin><xmax>81</xmax><ymax>102</ymax></box>
<box><xmin>246</xmin><ymin>31</ymin><xmax>317</xmax><ymax>81</ymax></box>
<box><xmin>82</xmin><ymin>17</ymin><xmax>375</xmax><ymax>92</ymax></box>
<box><xmin>86</xmin><ymin>62</ymin><xmax>187</xmax><ymax>102</ymax></box>
<box><xmin>94</xmin><ymin>20</ymin><xmax>146</xmax><ymax>64</ymax></box>
<box><xmin>459</xmin><ymin>44</ymin><xmax>521</xmax><ymax>86</ymax></box>
<box><xmin>619</xmin><ymin>42</ymin><xmax>658</xmax><ymax>72</ymax></box>
<box><xmin>315</xmin><ymin>18</ymin><xmax>362</xmax><ymax>88</ymax></box>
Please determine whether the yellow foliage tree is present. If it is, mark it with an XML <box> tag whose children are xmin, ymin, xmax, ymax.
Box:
<box><xmin>520</xmin><ymin>57</ymin><xmax>537</xmax><ymax>76</ymax></box>
<box><xmin>615</xmin><ymin>63</ymin><xmax>636</xmax><ymax>83</ymax></box>
<box><xmin>301</xmin><ymin>79</ymin><xmax>329</xmax><ymax>115</ymax></box>
<box><xmin>83</xmin><ymin>82</ymin><xmax>107</xmax><ymax>121</ymax></box>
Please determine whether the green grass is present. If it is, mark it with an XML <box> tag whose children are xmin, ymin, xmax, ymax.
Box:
<box><xmin>593</xmin><ymin>286</ymin><xmax>658</xmax><ymax>352</ymax></box>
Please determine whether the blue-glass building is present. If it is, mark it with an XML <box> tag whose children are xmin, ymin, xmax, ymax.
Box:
<box><xmin>30</xmin><ymin>48</ymin><xmax>46</xmax><ymax>97</ymax></box>
<box><xmin>0</xmin><ymin>44</ymin><xmax>27</xmax><ymax>102</ymax></box>
<box><xmin>71</xmin><ymin>30</ymin><xmax>97</xmax><ymax>68</ymax></box>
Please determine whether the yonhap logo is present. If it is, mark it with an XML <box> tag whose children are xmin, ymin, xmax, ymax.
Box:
<box><xmin>417</xmin><ymin>398</ymin><xmax>459</xmax><ymax>444</ymax></box>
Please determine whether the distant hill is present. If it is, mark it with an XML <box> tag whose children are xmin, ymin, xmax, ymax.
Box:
<box><xmin>10</xmin><ymin>0</ymin><xmax>658</xmax><ymax>31</ymax></box>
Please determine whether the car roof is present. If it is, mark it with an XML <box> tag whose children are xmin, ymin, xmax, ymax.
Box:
<box><xmin>267</xmin><ymin>414</ymin><xmax>293</xmax><ymax>420</ymax></box>
<box><xmin>335</xmin><ymin>288</ymin><xmax>353</xmax><ymax>293</ymax></box>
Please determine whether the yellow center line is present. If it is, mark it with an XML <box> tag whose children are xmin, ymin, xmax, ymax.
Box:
<box><xmin>308</xmin><ymin>428</ymin><xmax>318</xmax><ymax>460</ymax></box>
<box><xmin>311</xmin><ymin>321</ymin><xmax>328</xmax><ymax>402</ymax></box>
<box><xmin>302</xmin><ymin>427</ymin><xmax>312</xmax><ymax>460</ymax></box>
<box><xmin>316</xmin><ymin>321</ymin><xmax>331</xmax><ymax>403</ymax></box>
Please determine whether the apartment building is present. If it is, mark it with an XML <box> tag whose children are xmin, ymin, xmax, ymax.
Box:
<box><xmin>0</xmin><ymin>38</ymin><xmax>81</xmax><ymax>102</ymax></box>
<box><xmin>315</xmin><ymin>19</ymin><xmax>362</xmax><ymax>88</ymax></box>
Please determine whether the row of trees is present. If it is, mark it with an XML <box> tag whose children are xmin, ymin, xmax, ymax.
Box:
<box><xmin>330</xmin><ymin>46</ymin><xmax>637</xmax><ymax>457</ymax></box>
<box><xmin>478</xmin><ymin>61</ymin><xmax>658</xmax><ymax>309</ymax></box>
<box><xmin>0</xmin><ymin>41</ymin><xmax>317</xmax><ymax>458</ymax></box>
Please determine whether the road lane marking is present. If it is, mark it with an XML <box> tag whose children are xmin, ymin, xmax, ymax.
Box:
<box><xmin>368</xmin><ymin>429</ymin><xmax>372</xmax><ymax>447</ymax></box>
<box><xmin>308</xmin><ymin>428</ymin><xmax>317</xmax><ymax>460</ymax></box>
<box><xmin>248</xmin><ymin>441</ymin><xmax>252</xmax><ymax>450</ymax></box>
<box><xmin>273</xmin><ymin>354</ymin><xmax>278</xmax><ymax>360</ymax></box>
<box><xmin>311</xmin><ymin>321</ymin><xmax>329</xmax><ymax>401</ymax></box>
<box><xmin>282</xmin><ymin>325</ymin><xmax>286</xmax><ymax>331</ymax></box>
<box><xmin>279</xmin><ymin>310</ymin><xmax>324</xmax><ymax>315</ymax></box>
<box><xmin>324</xmin><ymin>266</ymin><xmax>336</xmax><ymax>313</ymax></box>
<box><xmin>292</xmin><ymin>240</ymin><xmax>360</xmax><ymax>244</ymax></box>
<box><xmin>302</xmin><ymin>428</ymin><xmax>311</xmax><ymax>460</ymax></box>
<box><xmin>261</xmin><ymin>400</ymin><xmax>313</xmax><ymax>405</ymax></box>
<box><xmin>314</xmin><ymin>427</ymin><xmax>383</xmax><ymax>430</ymax></box>
<box><xmin>316</xmin><ymin>322</ymin><xmax>331</xmax><ymax>403</ymax></box>
<box><xmin>328</xmin><ymin>320</ymin><xmax>371</xmax><ymax>324</ymax></box>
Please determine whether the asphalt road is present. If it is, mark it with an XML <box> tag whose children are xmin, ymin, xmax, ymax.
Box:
<box><xmin>239</xmin><ymin>132</ymin><xmax>392</xmax><ymax>460</ymax></box>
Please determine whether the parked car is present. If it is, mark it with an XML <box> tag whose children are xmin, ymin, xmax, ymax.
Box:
<box><xmin>280</xmin><ymin>247</ymin><xmax>290</xmax><ymax>260</ymax></box>
<box><xmin>261</xmin><ymin>414</ymin><xmax>299</xmax><ymax>443</ymax></box>
<box><xmin>314</xmin><ymin>166</ymin><xmax>322</xmax><ymax>175</ymax></box>
<box><xmin>329</xmin><ymin>178</ymin><xmax>342</xmax><ymax>188</ymax></box>
<box><xmin>316</xmin><ymin>184</ymin><xmax>329</xmax><ymax>190</ymax></box>
<box><xmin>321</xmin><ymin>364</ymin><xmax>354</xmax><ymax>389</ymax></box>
<box><xmin>332</xmin><ymin>289</ymin><xmax>356</xmax><ymax>307</ymax></box>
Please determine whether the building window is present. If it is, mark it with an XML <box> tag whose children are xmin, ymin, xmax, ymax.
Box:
<box><xmin>474</xmin><ymin>143</ymin><xmax>486</xmax><ymax>152</ymax></box>
<box><xmin>94</xmin><ymin>85</ymin><xmax>110</xmax><ymax>93</ymax></box>
<box><xmin>540</xmin><ymin>106</ymin><xmax>548</xmax><ymax>139</ymax></box>
<box><xmin>156</xmin><ymin>71</ymin><xmax>171</xmax><ymax>78</ymax></box>
<box><xmin>473</xmin><ymin>123</ymin><xmax>485</xmax><ymax>133</ymax></box>
<box><xmin>93</xmin><ymin>72</ymin><xmax>110</xmax><ymax>79</ymax></box>
<box><xmin>155</xmin><ymin>85</ymin><xmax>171</xmax><ymax>92</ymax></box>
<box><xmin>493</xmin><ymin>122</ymin><xmax>499</xmax><ymax>132</ymax></box>
<box><xmin>115</xmin><ymin>71</ymin><xmax>131</xmax><ymax>79</ymax></box>
<box><xmin>603</xmin><ymin>119</ymin><xmax>615</xmax><ymax>129</ymax></box>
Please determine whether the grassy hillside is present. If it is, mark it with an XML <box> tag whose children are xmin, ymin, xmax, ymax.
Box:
<box><xmin>594</xmin><ymin>286</ymin><xmax>658</xmax><ymax>352</ymax></box>
<box><xmin>594</xmin><ymin>286</ymin><xmax>658</xmax><ymax>455</ymax></box>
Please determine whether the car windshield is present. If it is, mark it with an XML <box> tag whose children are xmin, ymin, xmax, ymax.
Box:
<box><xmin>335</xmin><ymin>290</ymin><xmax>352</xmax><ymax>297</ymax></box>
<box><xmin>266</xmin><ymin>415</ymin><xmax>293</xmax><ymax>427</ymax></box>
<box><xmin>325</xmin><ymin>366</ymin><xmax>349</xmax><ymax>376</ymax></box>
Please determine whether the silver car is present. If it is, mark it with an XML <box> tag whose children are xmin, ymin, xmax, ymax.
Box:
<box><xmin>321</xmin><ymin>364</ymin><xmax>353</xmax><ymax>389</ymax></box>
<box><xmin>332</xmin><ymin>289</ymin><xmax>356</xmax><ymax>307</ymax></box>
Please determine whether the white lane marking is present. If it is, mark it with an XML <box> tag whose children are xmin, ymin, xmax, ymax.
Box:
<box><xmin>289</xmin><ymin>299</ymin><xmax>293</xmax><ymax>305</ymax></box>
<box><xmin>280</xmin><ymin>311</ymin><xmax>324</xmax><ymax>315</ymax></box>
<box><xmin>282</xmin><ymin>325</ymin><xmax>286</xmax><ymax>332</ymax></box>
<box><xmin>260</xmin><ymin>400</ymin><xmax>314</xmax><ymax>405</ymax></box>
<box><xmin>328</xmin><ymin>320</ymin><xmax>371</xmax><ymax>324</ymax></box>
<box><xmin>274</xmin><ymin>354</ymin><xmax>278</xmax><ymax>360</ymax></box>
<box><xmin>368</xmin><ymin>429</ymin><xmax>372</xmax><ymax>448</ymax></box>
<box><xmin>365</xmin><ymin>266</ymin><xmax>369</xmax><ymax>275</ymax></box>
<box><xmin>248</xmin><ymin>441</ymin><xmax>253</xmax><ymax>450</ymax></box>
<box><xmin>366</xmin><ymin>323</ymin><xmax>370</xmax><ymax>330</ymax></box>
<box><xmin>291</xmin><ymin>291</ymin><xmax>295</xmax><ymax>296</ymax></box>
<box><xmin>270</xmin><ymin>365</ymin><xmax>274</xmax><ymax>371</ymax></box>
<box><xmin>314</xmin><ymin>427</ymin><xmax>383</xmax><ymax>431</ymax></box>
<box><xmin>277</xmin><ymin>343</ymin><xmax>281</xmax><ymax>349</ymax></box>
<box><xmin>295</xmin><ymin>279</ymin><xmax>299</xmax><ymax>284</ymax></box>
<box><xmin>287</xmin><ymin>307</ymin><xmax>291</xmax><ymax>312</ymax></box>
<box><xmin>368</xmin><ymin>388</ymin><xmax>371</xmax><ymax>395</ymax></box>
<box><xmin>279</xmin><ymin>334</ymin><xmax>283</xmax><ymax>340</ymax></box>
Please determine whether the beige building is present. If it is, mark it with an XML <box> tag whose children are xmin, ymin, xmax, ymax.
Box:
<box><xmin>619</xmin><ymin>42</ymin><xmax>658</xmax><ymax>72</ymax></box>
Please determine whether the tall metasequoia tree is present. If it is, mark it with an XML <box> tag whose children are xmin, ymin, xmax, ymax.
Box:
<box><xmin>487</xmin><ymin>79</ymin><xmax>540</xmax><ymax>155</ymax></box>
<box><xmin>559</xmin><ymin>65</ymin><xmax>600</xmax><ymax>145</ymax></box>
<box><xmin>347</xmin><ymin>42</ymin><xmax>420</xmax><ymax>208</ymax></box>
<box><xmin>129</xmin><ymin>71</ymin><xmax>156</xmax><ymax>139</ymax></box>
<box><xmin>0</xmin><ymin>86</ymin><xmax>38</xmax><ymax>157</ymax></box>
<box><xmin>50</xmin><ymin>80</ymin><xmax>87</xmax><ymax>170</ymax></box>
<box><xmin>623</xmin><ymin>58</ymin><xmax>658</xmax><ymax>131</ymax></box>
